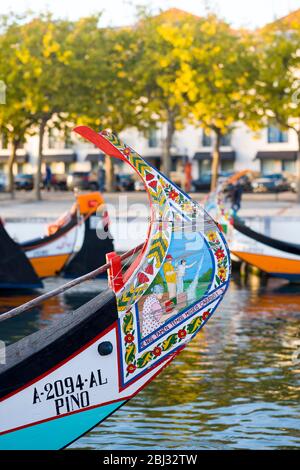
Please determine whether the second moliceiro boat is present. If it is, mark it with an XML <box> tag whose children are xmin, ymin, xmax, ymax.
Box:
<box><xmin>0</xmin><ymin>192</ymin><xmax>114</xmax><ymax>288</ymax></box>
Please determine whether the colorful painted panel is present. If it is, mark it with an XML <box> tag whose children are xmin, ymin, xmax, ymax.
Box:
<box><xmin>73</xmin><ymin>127</ymin><xmax>231</xmax><ymax>389</ymax></box>
<box><xmin>137</xmin><ymin>231</ymin><xmax>213</xmax><ymax>340</ymax></box>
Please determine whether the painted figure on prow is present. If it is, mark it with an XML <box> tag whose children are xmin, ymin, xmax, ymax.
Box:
<box><xmin>176</xmin><ymin>259</ymin><xmax>197</xmax><ymax>295</ymax></box>
<box><xmin>142</xmin><ymin>284</ymin><xmax>164</xmax><ymax>336</ymax></box>
<box><xmin>163</xmin><ymin>254</ymin><xmax>177</xmax><ymax>299</ymax></box>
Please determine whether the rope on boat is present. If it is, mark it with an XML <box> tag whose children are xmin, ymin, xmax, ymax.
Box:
<box><xmin>0</xmin><ymin>243</ymin><xmax>144</xmax><ymax>323</ymax></box>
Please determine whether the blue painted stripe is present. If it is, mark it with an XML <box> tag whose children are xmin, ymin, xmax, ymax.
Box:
<box><xmin>0</xmin><ymin>401</ymin><xmax>125</xmax><ymax>450</ymax></box>
<box><xmin>271</xmin><ymin>272</ymin><xmax>300</xmax><ymax>282</ymax></box>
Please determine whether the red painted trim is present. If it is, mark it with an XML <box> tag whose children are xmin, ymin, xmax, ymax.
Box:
<box><xmin>0</xmin><ymin>323</ymin><xmax>117</xmax><ymax>403</ymax></box>
<box><xmin>74</xmin><ymin>126</ymin><xmax>153</xmax><ymax>284</ymax></box>
<box><xmin>116</xmin><ymin>322</ymin><xmax>124</xmax><ymax>392</ymax></box>
<box><xmin>106</xmin><ymin>252</ymin><xmax>124</xmax><ymax>293</ymax></box>
<box><xmin>74</xmin><ymin>127</ymin><xmax>128</xmax><ymax>162</ymax></box>
<box><xmin>0</xmin><ymin>354</ymin><xmax>174</xmax><ymax>438</ymax></box>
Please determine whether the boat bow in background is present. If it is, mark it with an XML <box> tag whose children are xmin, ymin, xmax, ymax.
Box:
<box><xmin>232</xmin><ymin>218</ymin><xmax>300</xmax><ymax>282</ymax></box>
<box><xmin>0</xmin><ymin>192</ymin><xmax>114</xmax><ymax>286</ymax></box>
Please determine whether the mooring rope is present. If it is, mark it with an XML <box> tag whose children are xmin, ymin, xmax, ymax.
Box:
<box><xmin>0</xmin><ymin>243</ymin><xmax>144</xmax><ymax>323</ymax></box>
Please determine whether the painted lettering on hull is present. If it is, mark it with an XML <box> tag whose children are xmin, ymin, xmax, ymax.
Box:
<box><xmin>32</xmin><ymin>369</ymin><xmax>108</xmax><ymax>416</ymax></box>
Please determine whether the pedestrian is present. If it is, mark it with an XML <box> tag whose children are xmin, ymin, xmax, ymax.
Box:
<box><xmin>231</xmin><ymin>182</ymin><xmax>243</xmax><ymax>214</ymax></box>
<box><xmin>45</xmin><ymin>165</ymin><xmax>52</xmax><ymax>192</ymax></box>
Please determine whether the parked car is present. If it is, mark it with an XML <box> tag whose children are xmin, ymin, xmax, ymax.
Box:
<box><xmin>251</xmin><ymin>174</ymin><xmax>290</xmax><ymax>193</ymax></box>
<box><xmin>116</xmin><ymin>174</ymin><xmax>135</xmax><ymax>192</ymax></box>
<box><xmin>51</xmin><ymin>174</ymin><xmax>68</xmax><ymax>191</ymax></box>
<box><xmin>191</xmin><ymin>174</ymin><xmax>211</xmax><ymax>192</ymax></box>
<box><xmin>223</xmin><ymin>174</ymin><xmax>253</xmax><ymax>194</ymax></box>
<box><xmin>67</xmin><ymin>172</ymin><xmax>99</xmax><ymax>191</ymax></box>
<box><xmin>0</xmin><ymin>173</ymin><xmax>7</xmax><ymax>192</ymax></box>
<box><xmin>14</xmin><ymin>174</ymin><xmax>34</xmax><ymax>191</ymax></box>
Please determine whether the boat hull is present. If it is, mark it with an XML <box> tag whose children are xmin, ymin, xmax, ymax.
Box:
<box><xmin>232</xmin><ymin>250</ymin><xmax>300</xmax><ymax>281</ymax></box>
<box><xmin>0</xmin><ymin>222</ymin><xmax>43</xmax><ymax>290</ymax></box>
<box><xmin>63</xmin><ymin>215</ymin><xmax>114</xmax><ymax>278</ymax></box>
<box><xmin>30</xmin><ymin>253</ymin><xmax>72</xmax><ymax>278</ymax></box>
<box><xmin>0</xmin><ymin>291</ymin><xmax>174</xmax><ymax>449</ymax></box>
<box><xmin>0</xmin><ymin>401</ymin><xmax>125</xmax><ymax>450</ymax></box>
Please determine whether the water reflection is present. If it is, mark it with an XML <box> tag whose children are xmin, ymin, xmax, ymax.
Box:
<box><xmin>1</xmin><ymin>277</ymin><xmax>300</xmax><ymax>449</ymax></box>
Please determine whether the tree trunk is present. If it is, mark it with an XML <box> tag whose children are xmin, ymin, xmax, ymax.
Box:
<box><xmin>210</xmin><ymin>130</ymin><xmax>221</xmax><ymax>192</ymax></box>
<box><xmin>105</xmin><ymin>153</ymin><xmax>115</xmax><ymax>192</ymax></box>
<box><xmin>35</xmin><ymin>120</ymin><xmax>46</xmax><ymax>201</ymax></box>
<box><xmin>162</xmin><ymin>116</ymin><xmax>175</xmax><ymax>177</ymax></box>
<box><xmin>7</xmin><ymin>140</ymin><xmax>18</xmax><ymax>199</ymax></box>
<box><xmin>297</xmin><ymin>131</ymin><xmax>300</xmax><ymax>203</ymax></box>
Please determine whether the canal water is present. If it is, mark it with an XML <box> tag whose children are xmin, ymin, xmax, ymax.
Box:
<box><xmin>1</xmin><ymin>276</ymin><xmax>300</xmax><ymax>450</ymax></box>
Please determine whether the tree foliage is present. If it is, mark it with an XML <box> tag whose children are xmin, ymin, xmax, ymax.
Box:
<box><xmin>245</xmin><ymin>23</ymin><xmax>300</xmax><ymax>198</ymax></box>
<box><xmin>190</xmin><ymin>15</ymin><xmax>256</xmax><ymax>190</ymax></box>
<box><xmin>0</xmin><ymin>8</ymin><xmax>300</xmax><ymax>197</ymax></box>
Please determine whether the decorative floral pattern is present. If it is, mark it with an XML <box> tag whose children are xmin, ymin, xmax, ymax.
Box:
<box><xmin>97</xmin><ymin>130</ymin><xmax>230</xmax><ymax>385</ymax></box>
<box><xmin>206</xmin><ymin>230</ymin><xmax>229</xmax><ymax>288</ymax></box>
<box><xmin>122</xmin><ymin>308</ymin><xmax>213</xmax><ymax>375</ymax></box>
<box><xmin>161</xmin><ymin>180</ymin><xmax>186</xmax><ymax>206</ymax></box>
<box><xmin>99</xmin><ymin>133</ymin><xmax>172</xmax><ymax>313</ymax></box>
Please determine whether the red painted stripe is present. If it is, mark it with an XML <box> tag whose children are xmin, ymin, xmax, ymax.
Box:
<box><xmin>0</xmin><ymin>322</ymin><xmax>117</xmax><ymax>402</ymax></box>
<box><xmin>0</xmin><ymin>354</ymin><xmax>174</xmax><ymax>437</ymax></box>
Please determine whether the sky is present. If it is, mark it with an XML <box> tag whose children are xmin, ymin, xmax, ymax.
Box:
<box><xmin>1</xmin><ymin>0</ymin><xmax>300</xmax><ymax>29</ymax></box>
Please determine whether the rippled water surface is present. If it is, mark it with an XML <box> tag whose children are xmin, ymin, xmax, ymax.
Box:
<box><xmin>1</xmin><ymin>276</ymin><xmax>300</xmax><ymax>450</ymax></box>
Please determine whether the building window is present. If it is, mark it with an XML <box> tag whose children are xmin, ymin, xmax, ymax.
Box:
<box><xmin>221</xmin><ymin>133</ymin><xmax>231</xmax><ymax>146</ymax></box>
<box><xmin>261</xmin><ymin>159</ymin><xmax>280</xmax><ymax>175</ymax></box>
<box><xmin>48</xmin><ymin>128</ymin><xmax>57</xmax><ymax>149</ymax></box>
<box><xmin>282</xmin><ymin>160</ymin><xmax>295</xmax><ymax>173</ymax></box>
<box><xmin>267</xmin><ymin>126</ymin><xmax>288</xmax><ymax>143</ymax></box>
<box><xmin>221</xmin><ymin>160</ymin><xmax>234</xmax><ymax>173</ymax></box>
<box><xmin>148</xmin><ymin>129</ymin><xmax>158</xmax><ymax>148</ymax></box>
<box><xmin>202</xmin><ymin>132</ymin><xmax>211</xmax><ymax>147</ymax></box>
<box><xmin>199</xmin><ymin>159</ymin><xmax>211</xmax><ymax>176</ymax></box>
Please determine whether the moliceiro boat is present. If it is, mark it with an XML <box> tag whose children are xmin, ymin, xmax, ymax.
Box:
<box><xmin>206</xmin><ymin>170</ymin><xmax>300</xmax><ymax>282</ymax></box>
<box><xmin>231</xmin><ymin>218</ymin><xmax>300</xmax><ymax>282</ymax></box>
<box><xmin>0</xmin><ymin>127</ymin><xmax>230</xmax><ymax>449</ymax></box>
<box><xmin>0</xmin><ymin>192</ymin><xmax>114</xmax><ymax>289</ymax></box>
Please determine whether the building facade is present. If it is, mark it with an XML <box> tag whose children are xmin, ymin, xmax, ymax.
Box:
<box><xmin>0</xmin><ymin>122</ymin><xmax>297</xmax><ymax>182</ymax></box>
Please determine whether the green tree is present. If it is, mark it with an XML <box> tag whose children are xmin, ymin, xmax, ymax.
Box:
<box><xmin>247</xmin><ymin>23</ymin><xmax>300</xmax><ymax>200</ymax></box>
<box><xmin>191</xmin><ymin>15</ymin><xmax>255</xmax><ymax>191</ymax></box>
<box><xmin>0</xmin><ymin>15</ymin><xmax>34</xmax><ymax>198</ymax></box>
<box><xmin>133</xmin><ymin>10</ymin><xmax>198</xmax><ymax>177</ymax></box>
<box><xmin>68</xmin><ymin>18</ymin><xmax>147</xmax><ymax>190</ymax></box>
<box><xmin>15</xmin><ymin>15</ymin><xmax>75</xmax><ymax>200</ymax></box>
